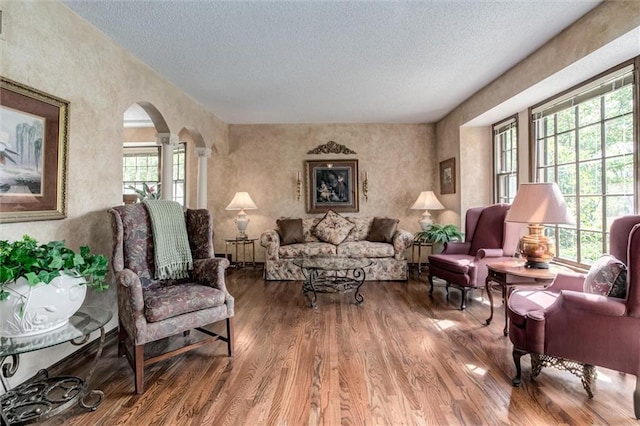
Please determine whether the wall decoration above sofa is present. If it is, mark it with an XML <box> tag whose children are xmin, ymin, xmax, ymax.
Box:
<box><xmin>306</xmin><ymin>159</ymin><xmax>358</xmax><ymax>213</ymax></box>
<box><xmin>307</xmin><ymin>140</ymin><xmax>356</xmax><ymax>155</ymax></box>
<box><xmin>0</xmin><ymin>78</ymin><xmax>69</xmax><ymax>223</ymax></box>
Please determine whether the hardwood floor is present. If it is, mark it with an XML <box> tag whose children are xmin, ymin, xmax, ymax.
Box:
<box><xmin>40</xmin><ymin>267</ymin><xmax>636</xmax><ymax>425</ymax></box>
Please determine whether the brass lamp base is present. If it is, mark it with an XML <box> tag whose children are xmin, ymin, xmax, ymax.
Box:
<box><xmin>519</xmin><ymin>223</ymin><xmax>554</xmax><ymax>269</ymax></box>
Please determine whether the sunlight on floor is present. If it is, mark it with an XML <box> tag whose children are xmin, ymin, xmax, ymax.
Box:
<box><xmin>465</xmin><ymin>363</ymin><xmax>488</xmax><ymax>376</ymax></box>
<box><xmin>434</xmin><ymin>319</ymin><xmax>455</xmax><ymax>330</ymax></box>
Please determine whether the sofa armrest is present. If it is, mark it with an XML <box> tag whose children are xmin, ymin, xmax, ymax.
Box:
<box><xmin>441</xmin><ymin>242</ymin><xmax>471</xmax><ymax>254</ymax></box>
<box><xmin>393</xmin><ymin>229</ymin><xmax>414</xmax><ymax>260</ymax></box>
<box><xmin>260</xmin><ymin>230</ymin><xmax>281</xmax><ymax>261</ymax></box>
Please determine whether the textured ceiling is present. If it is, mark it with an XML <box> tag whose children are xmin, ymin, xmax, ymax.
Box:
<box><xmin>64</xmin><ymin>1</ymin><xmax>602</xmax><ymax>124</ymax></box>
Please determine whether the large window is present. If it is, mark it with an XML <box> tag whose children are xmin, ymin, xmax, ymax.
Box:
<box><xmin>532</xmin><ymin>62</ymin><xmax>636</xmax><ymax>266</ymax></box>
<box><xmin>493</xmin><ymin>116</ymin><xmax>518</xmax><ymax>204</ymax></box>
<box><xmin>122</xmin><ymin>142</ymin><xmax>187</xmax><ymax>205</ymax></box>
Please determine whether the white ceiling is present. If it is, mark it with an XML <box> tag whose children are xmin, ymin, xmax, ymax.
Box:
<box><xmin>64</xmin><ymin>0</ymin><xmax>603</xmax><ymax>125</ymax></box>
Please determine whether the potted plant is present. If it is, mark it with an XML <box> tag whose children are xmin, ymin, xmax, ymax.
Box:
<box><xmin>414</xmin><ymin>223</ymin><xmax>463</xmax><ymax>253</ymax></box>
<box><xmin>127</xmin><ymin>182</ymin><xmax>161</xmax><ymax>202</ymax></box>
<box><xmin>0</xmin><ymin>235</ymin><xmax>109</xmax><ymax>337</ymax></box>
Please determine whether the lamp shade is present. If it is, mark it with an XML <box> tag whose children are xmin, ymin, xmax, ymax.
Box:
<box><xmin>410</xmin><ymin>191</ymin><xmax>445</xmax><ymax>211</ymax></box>
<box><xmin>505</xmin><ymin>183</ymin><xmax>572</xmax><ymax>224</ymax></box>
<box><xmin>225</xmin><ymin>192</ymin><xmax>257</xmax><ymax>211</ymax></box>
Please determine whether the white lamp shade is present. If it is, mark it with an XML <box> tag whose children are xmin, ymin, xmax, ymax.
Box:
<box><xmin>411</xmin><ymin>191</ymin><xmax>444</xmax><ymax>210</ymax></box>
<box><xmin>225</xmin><ymin>192</ymin><xmax>258</xmax><ymax>211</ymax></box>
<box><xmin>505</xmin><ymin>182</ymin><xmax>573</xmax><ymax>224</ymax></box>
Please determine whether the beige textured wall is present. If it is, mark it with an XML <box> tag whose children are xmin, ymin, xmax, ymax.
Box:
<box><xmin>0</xmin><ymin>1</ymin><xmax>227</xmax><ymax>386</ymax></box>
<box><xmin>436</xmin><ymin>1</ymin><xmax>640</xmax><ymax>227</ymax></box>
<box><xmin>211</xmin><ymin>124</ymin><xmax>437</xmax><ymax>259</ymax></box>
<box><xmin>459</xmin><ymin>126</ymin><xmax>492</xmax><ymax>219</ymax></box>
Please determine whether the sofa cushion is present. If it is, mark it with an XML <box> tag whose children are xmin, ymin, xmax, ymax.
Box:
<box><xmin>279</xmin><ymin>242</ymin><xmax>337</xmax><ymax>259</ymax></box>
<box><xmin>303</xmin><ymin>217</ymin><xmax>321</xmax><ymax>242</ymax></box>
<box><xmin>584</xmin><ymin>254</ymin><xmax>627</xmax><ymax>298</ymax></box>
<box><xmin>314</xmin><ymin>210</ymin><xmax>355</xmax><ymax>245</ymax></box>
<box><xmin>277</xmin><ymin>218</ymin><xmax>304</xmax><ymax>245</ymax></box>
<box><xmin>346</xmin><ymin>217</ymin><xmax>373</xmax><ymax>241</ymax></box>
<box><xmin>367</xmin><ymin>217</ymin><xmax>399</xmax><ymax>243</ymax></box>
<box><xmin>337</xmin><ymin>241</ymin><xmax>394</xmax><ymax>258</ymax></box>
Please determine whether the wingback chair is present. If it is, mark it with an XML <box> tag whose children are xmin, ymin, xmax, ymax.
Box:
<box><xmin>428</xmin><ymin>204</ymin><xmax>521</xmax><ymax>310</ymax></box>
<box><xmin>508</xmin><ymin>215</ymin><xmax>640</xmax><ymax>418</ymax></box>
<box><xmin>109</xmin><ymin>203</ymin><xmax>234</xmax><ymax>394</ymax></box>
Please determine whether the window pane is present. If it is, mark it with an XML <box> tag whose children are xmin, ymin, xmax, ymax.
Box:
<box><xmin>605</xmin><ymin>155</ymin><xmax>634</xmax><ymax>194</ymax></box>
<box><xmin>557</xmin><ymin>164</ymin><xmax>576</xmax><ymax>196</ymax></box>
<box><xmin>558</xmin><ymin>227</ymin><xmax>578</xmax><ymax>262</ymax></box>
<box><xmin>557</xmin><ymin>132</ymin><xmax>575</xmax><ymax>164</ymax></box>
<box><xmin>578</xmin><ymin>97</ymin><xmax>601</xmax><ymax>127</ymax></box>
<box><xmin>578</xmin><ymin>160</ymin><xmax>601</xmax><ymax>195</ymax></box>
<box><xmin>579</xmin><ymin>196</ymin><xmax>603</xmax><ymax>230</ymax></box>
<box><xmin>556</xmin><ymin>108</ymin><xmax>576</xmax><ymax>133</ymax></box>
<box><xmin>580</xmin><ymin>230</ymin><xmax>604</xmax><ymax>263</ymax></box>
<box><xmin>606</xmin><ymin>195</ymin><xmax>634</xmax><ymax>228</ymax></box>
<box><xmin>604</xmin><ymin>85</ymin><xmax>633</xmax><ymax>119</ymax></box>
<box><xmin>537</xmin><ymin>137</ymin><xmax>555</xmax><ymax>166</ymax></box>
<box><xmin>578</xmin><ymin>124</ymin><xmax>601</xmax><ymax>161</ymax></box>
<box><xmin>605</xmin><ymin>114</ymin><xmax>634</xmax><ymax>156</ymax></box>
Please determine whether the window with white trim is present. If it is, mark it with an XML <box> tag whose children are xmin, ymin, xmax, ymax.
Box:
<box><xmin>493</xmin><ymin>116</ymin><xmax>518</xmax><ymax>204</ymax></box>
<box><xmin>532</xmin><ymin>61</ymin><xmax>636</xmax><ymax>266</ymax></box>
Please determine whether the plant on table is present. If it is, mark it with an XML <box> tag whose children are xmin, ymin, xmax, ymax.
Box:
<box><xmin>0</xmin><ymin>235</ymin><xmax>109</xmax><ymax>302</ymax></box>
<box><xmin>414</xmin><ymin>223</ymin><xmax>462</xmax><ymax>246</ymax></box>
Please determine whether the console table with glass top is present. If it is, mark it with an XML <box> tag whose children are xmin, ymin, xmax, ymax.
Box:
<box><xmin>293</xmin><ymin>257</ymin><xmax>373</xmax><ymax>308</ymax></box>
<box><xmin>0</xmin><ymin>306</ymin><xmax>112</xmax><ymax>425</ymax></box>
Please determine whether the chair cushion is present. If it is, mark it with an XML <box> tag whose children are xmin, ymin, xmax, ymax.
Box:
<box><xmin>583</xmin><ymin>254</ymin><xmax>627</xmax><ymax>298</ymax></box>
<box><xmin>366</xmin><ymin>217</ymin><xmax>399</xmax><ymax>243</ymax></box>
<box><xmin>428</xmin><ymin>254</ymin><xmax>473</xmax><ymax>274</ymax></box>
<box><xmin>144</xmin><ymin>282</ymin><xmax>227</xmax><ymax>323</ymax></box>
<box><xmin>314</xmin><ymin>210</ymin><xmax>354</xmax><ymax>245</ymax></box>
<box><xmin>277</xmin><ymin>218</ymin><xmax>304</xmax><ymax>245</ymax></box>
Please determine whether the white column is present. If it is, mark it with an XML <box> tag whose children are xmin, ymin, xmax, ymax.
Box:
<box><xmin>195</xmin><ymin>147</ymin><xmax>212</xmax><ymax>209</ymax></box>
<box><xmin>156</xmin><ymin>132</ymin><xmax>178</xmax><ymax>201</ymax></box>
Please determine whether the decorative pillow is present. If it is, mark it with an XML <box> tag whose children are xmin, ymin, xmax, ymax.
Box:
<box><xmin>277</xmin><ymin>218</ymin><xmax>304</xmax><ymax>245</ymax></box>
<box><xmin>366</xmin><ymin>217</ymin><xmax>399</xmax><ymax>243</ymax></box>
<box><xmin>313</xmin><ymin>210</ymin><xmax>354</xmax><ymax>245</ymax></box>
<box><xmin>584</xmin><ymin>254</ymin><xmax>627</xmax><ymax>298</ymax></box>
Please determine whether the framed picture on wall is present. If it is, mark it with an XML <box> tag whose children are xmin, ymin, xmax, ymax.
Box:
<box><xmin>306</xmin><ymin>159</ymin><xmax>359</xmax><ymax>213</ymax></box>
<box><xmin>0</xmin><ymin>77</ymin><xmax>69</xmax><ymax>222</ymax></box>
<box><xmin>440</xmin><ymin>157</ymin><xmax>456</xmax><ymax>195</ymax></box>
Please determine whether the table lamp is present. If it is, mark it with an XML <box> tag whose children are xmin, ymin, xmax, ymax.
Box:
<box><xmin>505</xmin><ymin>182</ymin><xmax>573</xmax><ymax>269</ymax></box>
<box><xmin>411</xmin><ymin>191</ymin><xmax>445</xmax><ymax>230</ymax></box>
<box><xmin>226</xmin><ymin>192</ymin><xmax>257</xmax><ymax>239</ymax></box>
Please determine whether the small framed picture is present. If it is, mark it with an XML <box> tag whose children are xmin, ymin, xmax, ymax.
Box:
<box><xmin>440</xmin><ymin>157</ymin><xmax>456</xmax><ymax>195</ymax></box>
<box><xmin>306</xmin><ymin>159</ymin><xmax>358</xmax><ymax>213</ymax></box>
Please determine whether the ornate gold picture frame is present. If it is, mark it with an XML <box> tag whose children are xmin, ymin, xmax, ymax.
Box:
<box><xmin>306</xmin><ymin>159</ymin><xmax>359</xmax><ymax>213</ymax></box>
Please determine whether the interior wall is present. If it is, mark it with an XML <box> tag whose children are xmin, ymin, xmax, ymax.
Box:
<box><xmin>209</xmin><ymin>124</ymin><xmax>437</xmax><ymax>260</ymax></box>
<box><xmin>435</xmin><ymin>1</ymin><xmax>640</xmax><ymax>226</ymax></box>
<box><xmin>0</xmin><ymin>0</ymin><xmax>228</xmax><ymax>387</ymax></box>
<box><xmin>459</xmin><ymin>126</ymin><xmax>492</xmax><ymax>221</ymax></box>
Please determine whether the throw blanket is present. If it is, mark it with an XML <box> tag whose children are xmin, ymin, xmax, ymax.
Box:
<box><xmin>143</xmin><ymin>200</ymin><xmax>193</xmax><ymax>280</ymax></box>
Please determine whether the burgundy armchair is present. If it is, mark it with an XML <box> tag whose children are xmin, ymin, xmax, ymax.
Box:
<box><xmin>508</xmin><ymin>215</ymin><xmax>640</xmax><ymax>418</ymax></box>
<box><xmin>109</xmin><ymin>203</ymin><xmax>234</xmax><ymax>394</ymax></box>
<box><xmin>428</xmin><ymin>204</ymin><xmax>521</xmax><ymax>309</ymax></box>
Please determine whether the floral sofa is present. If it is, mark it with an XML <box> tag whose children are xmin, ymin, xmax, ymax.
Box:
<box><xmin>260</xmin><ymin>211</ymin><xmax>413</xmax><ymax>281</ymax></box>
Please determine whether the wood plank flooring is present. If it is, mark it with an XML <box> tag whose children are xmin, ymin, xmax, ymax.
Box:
<box><xmin>38</xmin><ymin>268</ymin><xmax>636</xmax><ymax>425</ymax></box>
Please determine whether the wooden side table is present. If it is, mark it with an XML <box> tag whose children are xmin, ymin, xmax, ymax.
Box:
<box><xmin>485</xmin><ymin>262</ymin><xmax>558</xmax><ymax>336</ymax></box>
<box><xmin>224</xmin><ymin>238</ymin><xmax>257</xmax><ymax>268</ymax></box>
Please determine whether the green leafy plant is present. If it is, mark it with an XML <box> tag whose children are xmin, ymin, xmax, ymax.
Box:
<box><xmin>414</xmin><ymin>223</ymin><xmax>463</xmax><ymax>244</ymax></box>
<box><xmin>128</xmin><ymin>182</ymin><xmax>161</xmax><ymax>201</ymax></box>
<box><xmin>0</xmin><ymin>235</ymin><xmax>109</xmax><ymax>301</ymax></box>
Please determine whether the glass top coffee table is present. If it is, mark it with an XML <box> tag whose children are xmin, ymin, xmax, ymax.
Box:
<box><xmin>293</xmin><ymin>257</ymin><xmax>373</xmax><ymax>308</ymax></box>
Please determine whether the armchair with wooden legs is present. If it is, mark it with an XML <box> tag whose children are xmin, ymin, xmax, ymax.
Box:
<box><xmin>109</xmin><ymin>203</ymin><xmax>234</xmax><ymax>394</ymax></box>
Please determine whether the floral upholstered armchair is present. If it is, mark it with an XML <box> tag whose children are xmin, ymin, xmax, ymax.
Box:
<box><xmin>109</xmin><ymin>203</ymin><xmax>233</xmax><ymax>394</ymax></box>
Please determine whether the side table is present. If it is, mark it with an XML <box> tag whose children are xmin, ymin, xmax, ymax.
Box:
<box><xmin>224</xmin><ymin>238</ymin><xmax>257</xmax><ymax>268</ymax></box>
<box><xmin>0</xmin><ymin>306</ymin><xmax>112</xmax><ymax>425</ymax></box>
<box><xmin>411</xmin><ymin>240</ymin><xmax>432</xmax><ymax>275</ymax></box>
<box><xmin>485</xmin><ymin>262</ymin><xmax>557</xmax><ymax>336</ymax></box>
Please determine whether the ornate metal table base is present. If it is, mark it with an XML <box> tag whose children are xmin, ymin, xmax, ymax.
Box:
<box><xmin>531</xmin><ymin>353</ymin><xmax>597</xmax><ymax>398</ymax></box>
<box><xmin>301</xmin><ymin>268</ymin><xmax>366</xmax><ymax>308</ymax></box>
<box><xmin>1</xmin><ymin>326</ymin><xmax>107</xmax><ymax>425</ymax></box>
